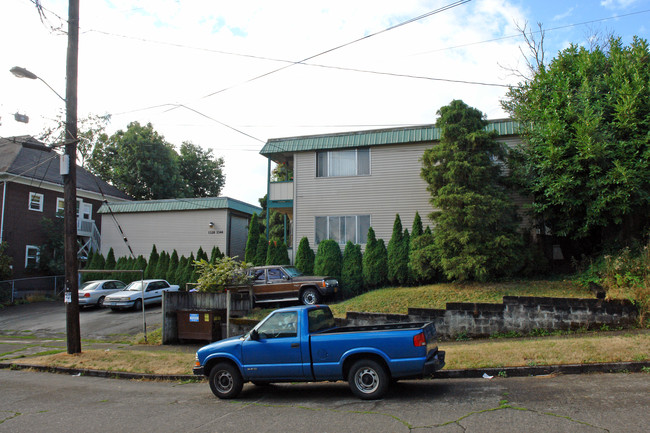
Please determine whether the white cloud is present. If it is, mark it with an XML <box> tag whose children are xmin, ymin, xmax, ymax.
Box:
<box><xmin>600</xmin><ymin>0</ymin><xmax>640</xmax><ymax>9</ymax></box>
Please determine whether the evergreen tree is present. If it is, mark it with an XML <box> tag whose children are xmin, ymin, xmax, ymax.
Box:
<box><xmin>133</xmin><ymin>255</ymin><xmax>147</xmax><ymax>283</ymax></box>
<box><xmin>145</xmin><ymin>245</ymin><xmax>159</xmax><ymax>279</ymax></box>
<box><xmin>276</xmin><ymin>242</ymin><xmax>291</xmax><ymax>265</ymax></box>
<box><xmin>363</xmin><ymin>227</ymin><xmax>388</xmax><ymax>290</ymax></box>
<box><xmin>314</xmin><ymin>240</ymin><xmax>342</xmax><ymax>281</ymax></box>
<box><xmin>184</xmin><ymin>253</ymin><xmax>196</xmax><ymax>288</ymax></box>
<box><xmin>115</xmin><ymin>256</ymin><xmax>128</xmax><ymax>282</ymax></box>
<box><xmin>155</xmin><ymin>251</ymin><xmax>170</xmax><ymax>279</ymax></box>
<box><xmin>341</xmin><ymin>241</ymin><xmax>363</xmax><ymax>298</ymax></box>
<box><xmin>166</xmin><ymin>250</ymin><xmax>179</xmax><ymax>282</ymax></box>
<box><xmin>411</xmin><ymin>211</ymin><xmax>424</xmax><ymax>239</ymax></box>
<box><xmin>387</xmin><ymin>214</ymin><xmax>408</xmax><ymax>285</ymax></box>
<box><xmin>209</xmin><ymin>246</ymin><xmax>224</xmax><ymax>264</ymax></box>
<box><xmin>295</xmin><ymin>237</ymin><xmax>315</xmax><ymax>275</ymax></box>
<box><xmin>254</xmin><ymin>235</ymin><xmax>268</xmax><ymax>266</ymax></box>
<box><xmin>402</xmin><ymin>229</ymin><xmax>411</xmax><ymax>285</ymax></box>
<box><xmin>409</xmin><ymin>232</ymin><xmax>440</xmax><ymax>284</ymax></box>
<box><xmin>244</xmin><ymin>213</ymin><xmax>260</xmax><ymax>263</ymax></box>
<box><xmin>105</xmin><ymin>248</ymin><xmax>117</xmax><ymax>277</ymax></box>
<box><xmin>421</xmin><ymin>100</ymin><xmax>523</xmax><ymax>281</ymax></box>
<box><xmin>196</xmin><ymin>246</ymin><xmax>208</xmax><ymax>262</ymax></box>
<box><xmin>175</xmin><ymin>256</ymin><xmax>188</xmax><ymax>289</ymax></box>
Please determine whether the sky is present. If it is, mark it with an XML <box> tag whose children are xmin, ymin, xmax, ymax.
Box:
<box><xmin>2</xmin><ymin>0</ymin><xmax>649</xmax><ymax>206</ymax></box>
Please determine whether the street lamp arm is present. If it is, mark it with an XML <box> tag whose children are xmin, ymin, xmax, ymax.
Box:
<box><xmin>10</xmin><ymin>66</ymin><xmax>66</xmax><ymax>102</ymax></box>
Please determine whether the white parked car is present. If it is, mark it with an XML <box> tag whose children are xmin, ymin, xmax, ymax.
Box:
<box><xmin>103</xmin><ymin>279</ymin><xmax>180</xmax><ymax>311</ymax></box>
<box><xmin>78</xmin><ymin>280</ymin><xmax>127</xmax><ymax>308</ymax></box>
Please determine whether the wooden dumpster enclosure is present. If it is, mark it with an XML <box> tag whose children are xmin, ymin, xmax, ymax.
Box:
<box><xmin>162</xmin><ymin>291</ymin><xmax>252</xmax><ymax>344</ymax></box>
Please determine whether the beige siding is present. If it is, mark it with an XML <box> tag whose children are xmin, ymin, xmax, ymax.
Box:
<box><xmin>100</xmin><ymin>210</ymin><xmax>229</xmax><ymax>259</ymax></box>
<box><xmin>292</xmin><ymin>136</ymin><xmax>528</xmax><ymax>251</ymax></box>
<box><xmin>294</xmin><ymin>142</ymin><xmax>435</xmax><ymax>250</ymax></box>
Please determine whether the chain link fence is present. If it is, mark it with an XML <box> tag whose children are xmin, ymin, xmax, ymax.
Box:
<box><xmin>0</xmin><ymin>275</ymin><xmax>65</xmax><ymax>304</ymax></box>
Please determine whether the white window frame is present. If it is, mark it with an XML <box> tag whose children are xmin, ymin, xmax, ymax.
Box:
<box><xmin>315</xmin><ymin>215</ymin><xmax>371</xmax><ymax>245</ymax></box>
<box><xmin>56</xmin><ymin>197</ymin><xmax>65</xmax><ymax>217</ymax></box>
<box><xmin>28</xmin><ymin>192</ymin><xmax>44</xmax><ymax>212</ymax></box>
<box><xmin>25</xmin><ymin>245</ymin><xmax>40</xmax><ymax>268</ymax></box>
<box><xmin>316</xmin><ymin>148</ymin><xmax>370</xmax><ymax>178</ymax></box>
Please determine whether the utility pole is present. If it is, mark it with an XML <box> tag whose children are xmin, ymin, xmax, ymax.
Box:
<box><xmin>64</xmin><ymin>0</ymin><xmax>81</xmax><ymax>354</ymax></box>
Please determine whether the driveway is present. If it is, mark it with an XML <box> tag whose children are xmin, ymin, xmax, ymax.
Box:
<box><xmin>0</xmin><ymin>301</ymin><xmax>161</xmax><ymax>340</ymax></box>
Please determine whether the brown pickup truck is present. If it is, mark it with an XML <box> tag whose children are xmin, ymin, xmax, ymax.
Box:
<box><xmin>246</xmin><ymin>265</ymin><xmax>339</xmax><ymax>305</ymax></box>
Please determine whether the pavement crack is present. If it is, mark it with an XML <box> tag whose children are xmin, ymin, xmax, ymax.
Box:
<box><xmin>0</xmin><ymin>411</ymin><xmax>22</xmax><ymax>425</ymax></box>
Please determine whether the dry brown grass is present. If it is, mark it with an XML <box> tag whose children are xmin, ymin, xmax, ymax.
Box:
<box><xmin>444</xmin><ymin>331</ymin><xmax>650</xmax><ymax>369</ymax></box>
<box><xmin>11</xmin><ymin>331</ymin><xmax>649</xmax><ymax>375</ymax></box>
<box><xmin>13</xmin><ymin>349</ymin><xmax>195</xmax><ymax>375</ymax></box>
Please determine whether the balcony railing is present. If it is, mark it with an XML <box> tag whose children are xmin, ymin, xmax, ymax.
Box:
<box><xmin>269</xmin><ymin>181</ymin><xmax>293</xmax><ymax>202</ymax></box>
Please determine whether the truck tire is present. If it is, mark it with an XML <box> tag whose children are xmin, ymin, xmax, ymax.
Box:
<box><xmin>301</xmin><ymin>288</ymin><xmax>321</xmax><ymax>305</ymax></box>
<box><xmin>209</xmin><ymin>362</ymin><xmax>243</xmax><ymax>399</ymax></box>
<box><xmin>348</xmin><ymin>359</ymin><xmax>389</xmax><ymax>400</ymax></box>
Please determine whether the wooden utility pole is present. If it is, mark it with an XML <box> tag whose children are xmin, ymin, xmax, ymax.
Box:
<box><xmin>64</xmin><ymin>0</ymin><xmax>81</xmax><ymax>354</ymax></box>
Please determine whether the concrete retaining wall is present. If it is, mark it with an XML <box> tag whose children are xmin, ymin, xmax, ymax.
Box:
<box><xmin>345</xmin><ymin>297</ymin><xmax>638</xmax><ymax>340</ymax></box>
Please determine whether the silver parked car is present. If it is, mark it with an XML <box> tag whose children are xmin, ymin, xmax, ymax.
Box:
<box><xmin>78</xmin><ymin>280</ymin><xmax>127</xmax><ymax>308</ymax></box>
<box><xmin>103</xmin><ymin>279</ymin><xmax>180</xmax><ymax>311</ymax></box>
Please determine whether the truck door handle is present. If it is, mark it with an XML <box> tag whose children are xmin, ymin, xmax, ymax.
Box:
<box><xmin>291</xmin><ymin>343</ymin><xmax>299</xmax><ymax>348</ymax></box>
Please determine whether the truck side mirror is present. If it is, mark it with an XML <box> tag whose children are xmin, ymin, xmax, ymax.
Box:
<box><xmin>250</xmin><ymin>329</ymin><xmax>260</xmax><ymax>341</ymax></box>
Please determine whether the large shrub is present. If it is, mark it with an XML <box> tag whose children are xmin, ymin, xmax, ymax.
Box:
<box><xmin>314</xmin><ymin>239</ymin><xmax>342</xmax><ymax>280</ymax></box>
<box><xmin>194</xmin><ymin>257</ymin><xmax>252</xmax><ymax>293</ymax></box>
<box><xmin>341</xmin><ymin>241</ymin><xmax>363</xmax><ymax>298</ymax></box>
<box><xmin>363</xmin><ymin>227</ymin><xmax>388</xmax><ymax>290</ymax></box>
<box><xmin>295</xmin><ymin>237</ymin><xmax>315</xmax><ymax>275</ymax></box>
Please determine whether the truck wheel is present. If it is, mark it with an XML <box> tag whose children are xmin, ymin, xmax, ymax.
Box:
<box><xmin>209</xmin><ymin>363</ymin><xmax>243</xmax><ymax>399</ymax></box>
<box><xmin>133</xmin><ymin>299</ymin><xmax>142</xmax><ymax>311</ymax></box>
<box><xmin>348</xmin><ymin>359</ymin><xmax>389</xmax><ymax>400</ymax></box>
<box><xmin>301</xmin><ymin>288</ymin><xmax>321</xmax><ymax>305</ymax></box>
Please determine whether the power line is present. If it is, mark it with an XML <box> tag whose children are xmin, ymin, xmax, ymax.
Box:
<box><xmin>200</xmin><ymin>0</ymin><xmax>473</xmax><ymax>99</ymax></box>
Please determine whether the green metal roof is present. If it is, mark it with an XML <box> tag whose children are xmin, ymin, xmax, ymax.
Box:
<box><xmin>260</xmin><ymin>119</ymin><xmax>520</xmax><ymax>156</ymax></box>
<box><xmin>98</xmin><ymin>197</ymin><xmax>262</xmax><ymax>215</ymax></box>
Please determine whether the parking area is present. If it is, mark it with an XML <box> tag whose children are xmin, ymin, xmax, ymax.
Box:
<box><xmin>0</xmin><ymin>301</ymin><xmax>163</xmax><ymax>340</ymax></box>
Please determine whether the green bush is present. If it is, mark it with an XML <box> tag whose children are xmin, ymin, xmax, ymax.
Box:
<box><xmin>244</xmin><ymin>213</ymin><xmax>260</xmax><ymax>263</ymax></box>
<box><xmin>409</xmin><ymin>233</ymin><xmax>440</xmax><ymax>284</ymax></box>
<box><xmin>363</xmin><ymin>227</ymin><xmax>388</xmax><ymax>290</ymax></box>
<box><xmin>194</xmin><ymin>257</ymin><xmax>252</xmax><ymax>293</ymax></box>
<box><xmin>341</xmin><ymin>241</ymin><xmax>363</xmax><ymax>298</ymax></box>
<box><xmin>314</xmin><ymin>239</ymin><xmax>342</xmax><ymax>280</ymax></box>
<box><xmin>295</xmin><ymin>237</ymin><xmax>315</xmax><ymax>275</ymax></box>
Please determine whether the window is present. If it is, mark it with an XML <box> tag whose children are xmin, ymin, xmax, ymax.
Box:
<box><xmin>25</xmin><ymin>245</ymin><xmax>40</xmax><ymax>268</ymax></box>
<box><xmin>56</xmin><ymin>197</ymin><xmax>65</xmax><ymax>217</ymax></box>
<box><xmin>256</xmin><ymin>311</ymin><xmax>297</xmax><ymax>339</ymax></box>
<box><xmin>317</xmin><ymin>148</ymin><xmax>370</xmax><ymax>177</ymax></box>
<box><xmin>29</xmin><ymin>193</ymin><xmax>44</xmax><ymax>212</ymax></box>
<box><xmin>315</xmin><ymin>215</ymin><xmax>370</xmax><ymax>245</ymax></box>
<box><xmin>268</xmin><ymin>268</ymin><xmax>284</xmax><ymax>280</ymax></box>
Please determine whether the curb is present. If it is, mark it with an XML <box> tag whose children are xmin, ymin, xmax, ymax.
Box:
<box><xmin>2</xmin><ymin>361</ymin><xmax>649</xmax><ymax>381</ymax></box>
<box><xmin>436</xmin><ymin>361</ymin><xmax>650</xmax><ymax>379</ymax></box>
<box><xmin>0</xmin><ymin>362</ymin><xmax>200</xmax><ymax>382</ymax></box>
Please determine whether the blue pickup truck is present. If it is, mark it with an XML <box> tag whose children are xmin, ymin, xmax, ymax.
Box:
<box><xmin>193</xmin><ymin>305</ymin><xmax>445</xmax><ymax>399</ymax></box>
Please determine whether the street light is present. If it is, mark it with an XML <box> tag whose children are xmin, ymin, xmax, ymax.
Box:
<box><xmin>10</xmin><ymin>3</ymin><xmax>80</xmax><ymax>354</ymax></box>
<box><xmin>10</xmin><ymin>66</ymin><xmax>66</xmax><ymax>102</ymax></box>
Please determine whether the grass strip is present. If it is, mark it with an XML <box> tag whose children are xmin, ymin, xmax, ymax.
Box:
<box><xmin>10</xmin><ymin>331</ymin><xmax>648</xmax><ymax>376</ymax></box>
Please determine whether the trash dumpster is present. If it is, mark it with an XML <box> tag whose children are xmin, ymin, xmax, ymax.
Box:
<box><xmin>177</xmin><ymin>309</ymin><xmax>226</xmax><ymax>342</ymax></box>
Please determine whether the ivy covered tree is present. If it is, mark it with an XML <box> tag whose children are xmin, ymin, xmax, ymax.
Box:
<box><xmin>362</xmin><ymin>227</ymin><xmax>388</xmax><ymax>290</ymax></box>
<box><xmin>502</xmin><ymin>36</ymin><xmax>650</xmax><ymax>247</ymax></box>
<box><xmin>421</xmin><ymin>100</ymin><xmax>523</xmax><ymax>281</ymax></box>
<box><xmin>341</xmin><ymin>241</ymin><xmax>363</xmax><ymax>298</ymax></box>
<box><xmin>295</xmin><ymin>237</ymin><xmax>315</xmax><ymax>275</ymax></box>
<box><xmin>314</xmin><ymin>240</ymin><xmax>342</xmax><ymax>281</ymax></box>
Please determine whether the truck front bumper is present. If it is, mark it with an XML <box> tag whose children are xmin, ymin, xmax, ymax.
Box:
<box><xmin>193</xmin><ymin>366</ymin><xmax>205</xmax><ymax>376</ymax></box>
<box><xmin>423</xmin><ymin>350</ymin><xmax>446</xmax><ymax>376</ymax></box>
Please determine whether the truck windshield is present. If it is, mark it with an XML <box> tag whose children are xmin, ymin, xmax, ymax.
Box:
<box><xmin>308</xmin><ymin>308</ymin><xmax>335</xmax><ymax>333</ymax></box>
<box><xmin>283</xmin><ymin>266</ymin><xmax>303</xmax><ymax>277</ymax></box>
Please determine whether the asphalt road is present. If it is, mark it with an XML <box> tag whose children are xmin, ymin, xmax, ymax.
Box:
<box><xmin>0</xmin><ymin>301</ymin><xmax>162</xmax><ymax>340</ymax></box>
<box><xmin>1</xmin><ymin>369</ymin><xmax>648</xmax><ymax>432</ymax></box>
